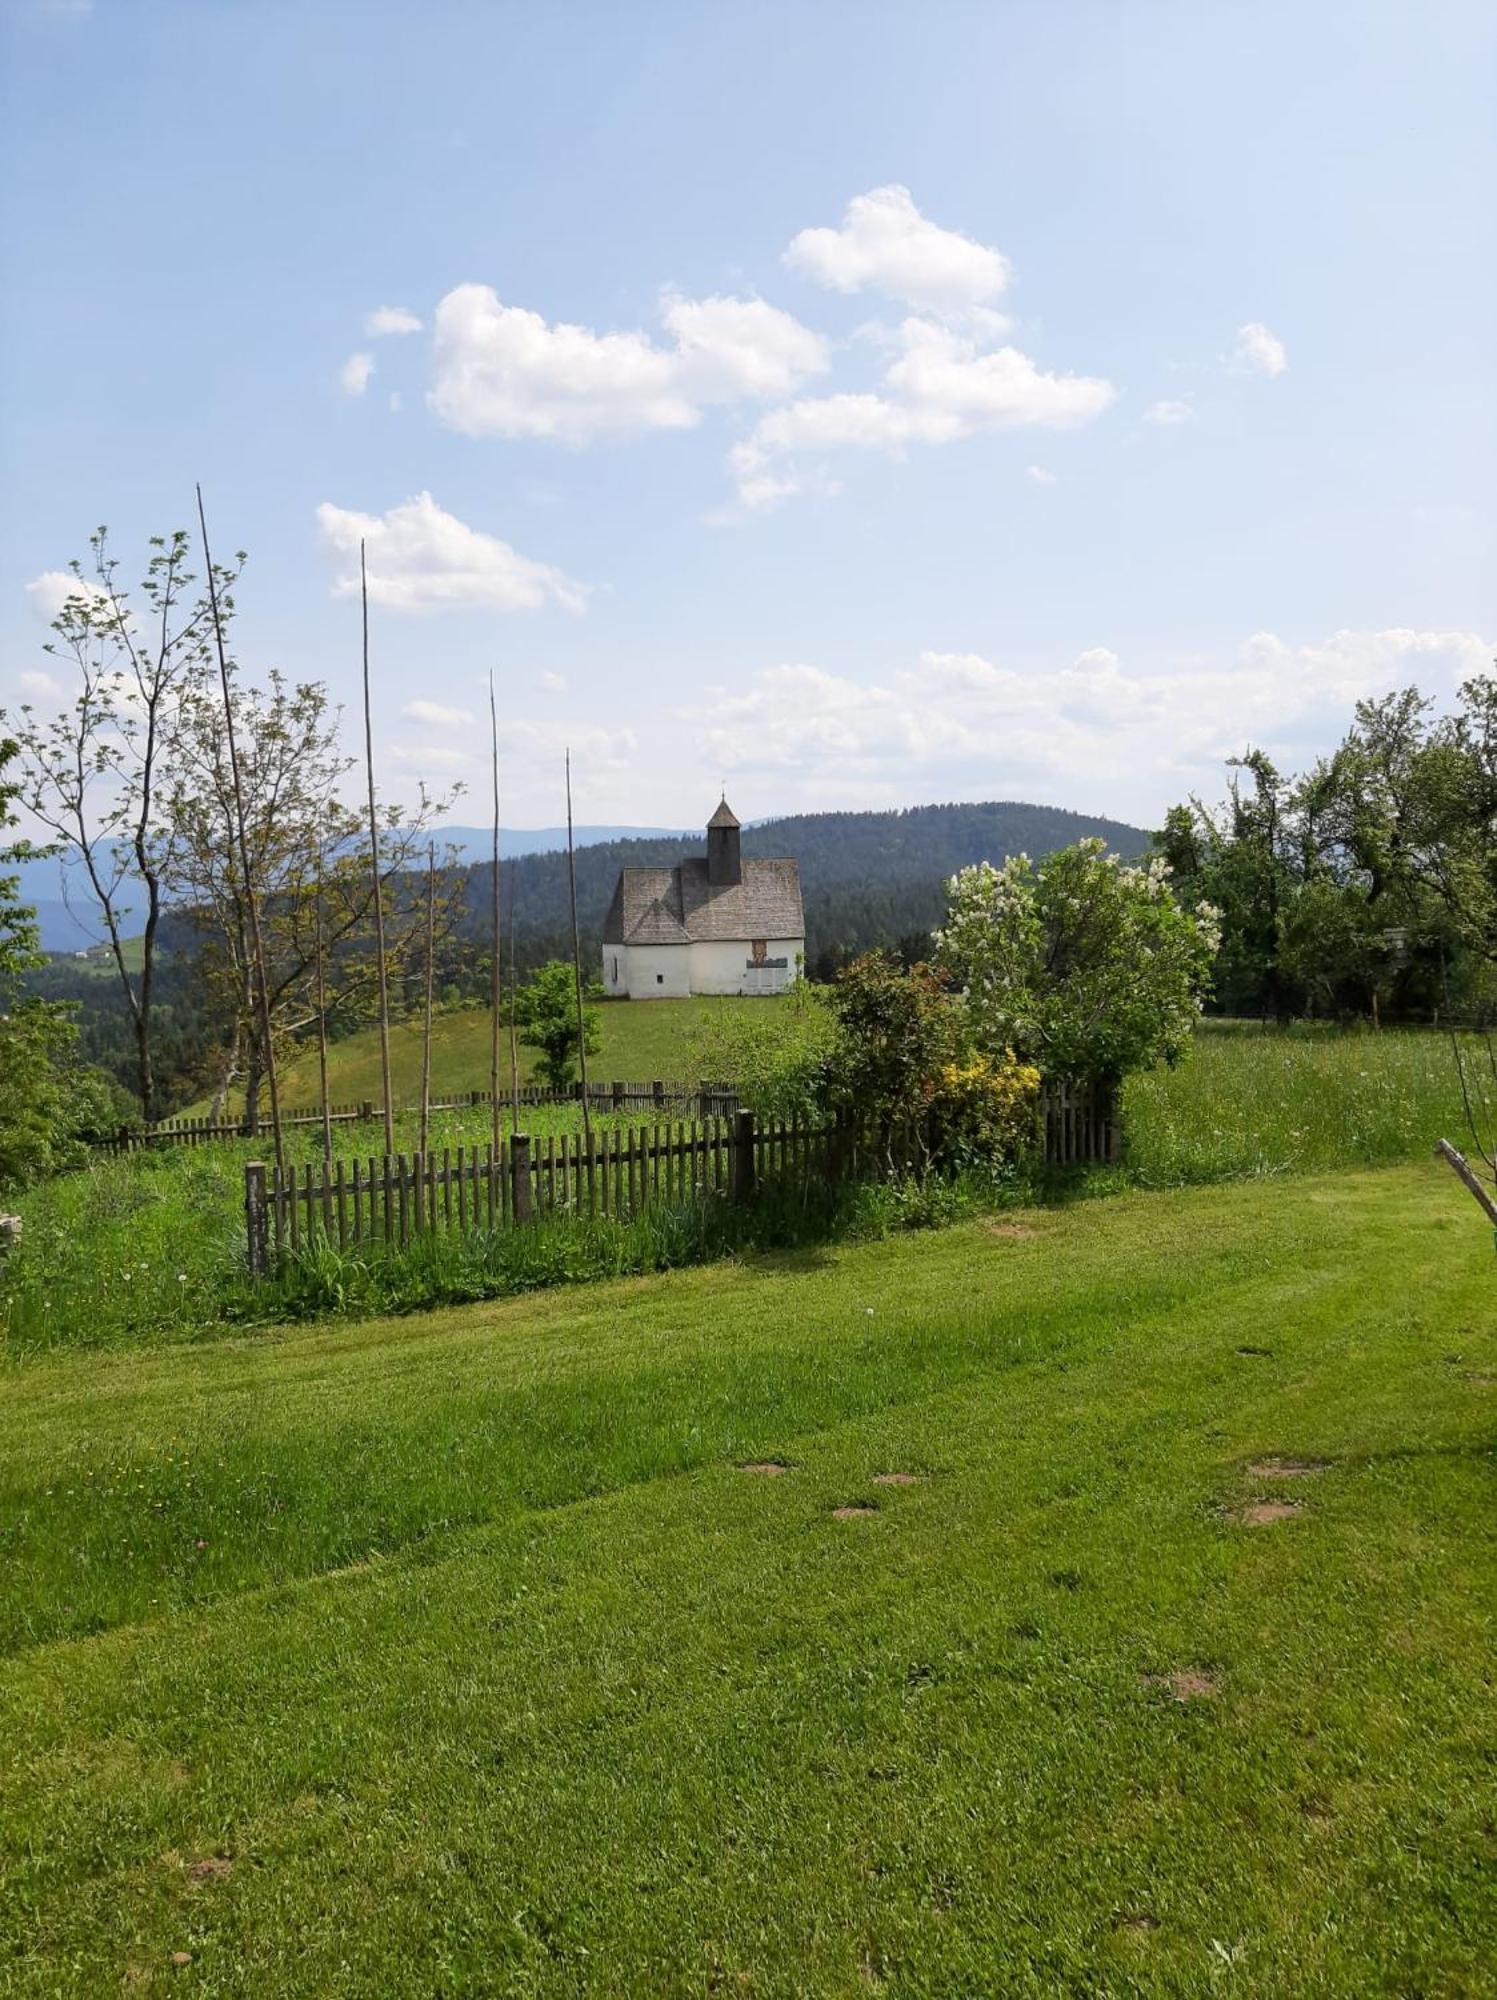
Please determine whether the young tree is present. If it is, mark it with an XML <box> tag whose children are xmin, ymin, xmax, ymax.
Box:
<box><xmin>13</xmin><ymin>529</ymin><xmax>235</xmax><ymax>1120</ymax></box>
<box><xmin>514</xmin><ymin>959</ymin><xmax>601</xmax><ymax>1091</ymax></box>
<box><xmin>820</xmin><ymin>952</ymin><xmax>963</xmax><ymax>1151</ymax></box>
<box><xmin>163</xmin><ymin>669</ymin><xmax>456</xmax><ymax>1125</ymax></box>
<box><xmin>936</xmin><ymin>839</ymin><xmax>1219</xmax><ymax>1083</ymax></box>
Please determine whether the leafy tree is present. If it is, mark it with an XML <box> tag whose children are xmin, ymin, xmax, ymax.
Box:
<box><xmin>13</xmin><ymin>529</ymin><xmax>237</xmax><ymax>1120</ymax></box>
<box><xmin>514</xmin><ymin>960</ymin><xmax>601</xmax><ymax>1090</ymax></box>
<box><xmin>936</xmin><ymin>839</ymin><xmax>1219</xmax><ymax>1083</ymax></box>
<box><xmin>162</xmin><ymin>668</ymin><xmax>456</xmax><ymax>1123</ymax></box>
<box><xmin>820</xmin><ymin>952</ymin><xmax>965</xmax><ymax>1161</ymax></box>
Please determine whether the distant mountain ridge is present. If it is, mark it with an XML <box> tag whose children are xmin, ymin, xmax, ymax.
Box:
<box><xmin>453</xmin><ymin>799</ymin><xmax>1152</xmax><ymax>975</ymax></box>
<box><xmin>15</xmin><ymin>800</ymin><xmax>1151</xmax><ymax>965</ymax></box>
<box><xmin>13</xmin><ymin>825</ymin><xmax>692</xmax><ymax>952</ymax></box>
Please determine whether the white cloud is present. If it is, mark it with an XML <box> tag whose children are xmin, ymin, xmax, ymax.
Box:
<box><xmin>729</xmin><ymin>316</ymin><xmax>1114</xmax><ymax>509</ymax></box>
<box><xmin>389</xmin><ymin>392</ymin><xmax>403</xmax><ymax>413</ymax></box>
<box><xmin>340</xmin><ymin>351</ymin><xmax>375</xmax><ymax>396</ymax></box>
<box><xmin>1231</xmin><ymin>322</ymin><xmax>1287</xmax><ymax>377</ymax></box>
<box><xmin>1025</xmin><ymin>465</ymin><xmax>1057</xmax><ymax>485</ymax></box>
<box><xmin>316</xmin><ymin>492</ymin><xmax>588</xmax><ymax>614</ymax></box>
<box><xmin>24</xmin><ymin>569</ymin><xmax>109</xmax><ymax>620</ymax></box>
<box><xmin>388</xmin><ymin>743</ymin><xmax>474</xmax><ymax>769</ymax></box>
<box><xmin>784</xmin><ymin>185</ymin><xmax>1010</xmax><ymax>312</ymax></box>
<box><xmin>538</xmin><ymin>670</ymin><xmax>568</xmax><ymax>693</ymax></box>
<box><xmin>366</xmin><ymin>304</ymin><xmax>423</xmax><ymax>337</ymax></box>
<box><xmin>403</xmin><ymin>698</ymin><xmax>474</xmax><ymax>727</ymax></box>
<box><xmin>17</xmin><ymin>668</ymin><xmax>64</xmax><ymax>699</ymax></box>
<box><xmin>1144</xmin><ymin>399</ymin><xmax>1194</xmax><ymax>425</ymax></box>
<box><xmin>429</xmin><ymin>283</ymin><xmax>828</xmax><ymax>443</ymax></box>
<box><xmin>679</xmin><ymin>628</ymin><xmax>1493</xmax><ymax>815</ymax></box>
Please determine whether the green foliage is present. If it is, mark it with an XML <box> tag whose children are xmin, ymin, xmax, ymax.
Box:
<box><xmin>688</xmin><ymin>979</ymin><xmax>836</xmax><ymax>1118</ymax></box>
<box><xmin>1159</xmin><ymin>672</ymin><xmax>1497</xmax><ymax>1021</ymax></box>
<box><xmin>937</xmin><ymin>838</ymin><xmax>1219</xmax><ymax>1083</ymax></box>
<box><xmin>514</xmin><ymin>960</ymin><xmax>602</xmax><ymax>1090</ymax></box>
<box><xmin>819</xmin><ymin>952</ymin><xmax>964</xmax><ymax>1154</ymax></box>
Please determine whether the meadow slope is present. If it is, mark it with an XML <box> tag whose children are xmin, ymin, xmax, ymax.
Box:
<box><xmin>2</xmin><ymin>1162</ymin><xmax>1494</xmax><ymax>1995</ymax></box>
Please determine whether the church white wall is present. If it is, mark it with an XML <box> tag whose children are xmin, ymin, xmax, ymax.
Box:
<box><xmin>623</xmin><ymin>942</ymin><xmax>692</xmax><ymax>998</ymax></box>
<box><xmin>689</xmin><ymin>938</ymin><xmax>803</xmax><ymax>996</ymax></box>
<box><xmin>601</xmin><ymin>945</ymin><xmax>628</xmax><ymax>997</ymax></box>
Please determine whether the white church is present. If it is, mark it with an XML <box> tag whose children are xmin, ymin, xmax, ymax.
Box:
<box><xmin>601</xmin><ymin>800</ymin><xmax>805</xmax><ymax>999</ymax></box>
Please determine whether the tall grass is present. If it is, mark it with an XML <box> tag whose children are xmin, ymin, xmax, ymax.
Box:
<box><xmin>1122</xmin><ymin>1023</ymin><xmax>1492</xmax><ymax>1185</ymax></box>
<box><xmin>4</xmin><ymin>1026</ymin><xmax>1486</xmax><ymax>1355</ymax></box>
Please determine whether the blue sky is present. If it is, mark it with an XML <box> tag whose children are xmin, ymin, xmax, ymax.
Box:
<box><xmin>1</xmin><ymin>0</ymin><xmax>1492</xmax><ymax>831</ymax></box>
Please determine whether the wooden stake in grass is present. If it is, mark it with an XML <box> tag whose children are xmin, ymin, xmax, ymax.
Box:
<box><xmin>360</xmin><ymin>542</ymin><xmax>395</xmax><ymax>1158</ymax></box>
<box><xmin>489</xmin><ymin>672</ymin><xmax>502</xmax><ymax>1156</ymax></box>
<box><xmin>420</xmin><ymin>839</ymin><xmax>436</xmax><ymax>1159</ymax></box>
<box><xmin>565</xmin><ymin>747</ymin><xmax>593</xmax><ymax>1161</ymax></box>
<box><xmin>314</xmin><ymin>854</ymin><xmax>333</xmax><ymax>1163</ymax></box>
<box><xmin>195</xmin><ymin>485</ymin><xmax>284</xmax><ymax>1177</ymax></box>
<box><xmin>1434</xmin><ymin>1138</ymin><xmax>1497</xmax><ymax>1229</ymax></box>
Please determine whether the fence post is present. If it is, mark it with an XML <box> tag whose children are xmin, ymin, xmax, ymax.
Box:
<box><xmin>360</xmin><ymin>1099</ymin><xmax>373</xmax><ymax>1124</ymax></box>
<box><xmin>731</xmin><ymin>1108</ymin><xmax>756</xmax><ymax>1204</ymax></box>
<box><xmin>511</xmin><ymin>1133</ymin><xmax>533</xmax><ymax>1223</ymax></box>
<box><xmin>654</xmin><ymin>1079</ymin><xmax>666</xmax><ymax>1108</ymax></box>
<box><xmin>1104</xmin><ymin>1081</ymin><xmax>1122</xmax><ymax>1164</ymax></box>
<box><xmin>612</xmin><ymin>1079</ymin><xmax>625</xmax><ymax>1110</ymax></box>
<box><xmin>244</xmin><ymin>1161</ymin><xmax>269</xmax><ymax>1277</ymax></box>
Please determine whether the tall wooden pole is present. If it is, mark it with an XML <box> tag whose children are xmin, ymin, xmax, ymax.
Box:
<box><xmin>195</xmin><ymin>485</ymin><xmax>284</xmax><ymax>1176</ymax></box>
<box><xmin>507</xmin><ymin>847</ymin><xmax>521</xmax><ymax>1128</ymax></box>
<box><xmin>360</xmin><ymin>542</ymin><xmax>395</xmax><ymax>1157</ymax></box>
<box><xmin>565</xmin><ymin>748</ymin><xmax>592</xmax><ymax>1157</ymax></box>
<box><xmin>314</xmin><ymin>854</ymin><xmax>333</xmax><ymax>1162</ymax></box>
<box><xmin>489</xmin><ymin>672</ymin><xmax>502</xmax><ymax>1153</ymax></box>
<box><xmin>420</xmin><ymin>839</ymin><xmax>436</xmax><ymax>1158</ymax></box>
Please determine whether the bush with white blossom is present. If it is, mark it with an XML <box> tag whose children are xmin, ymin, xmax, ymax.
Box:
<box><xmin>934</xmin><ymin>839</ymin><xmax>1220</xmax><ymax>1083</ymax></box>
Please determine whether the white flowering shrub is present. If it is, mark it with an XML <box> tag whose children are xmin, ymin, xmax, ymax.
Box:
<box><xmin>934</xmin><ymin>839</ymin><xmax>1220</xmax><ymax>1083</ymax></box>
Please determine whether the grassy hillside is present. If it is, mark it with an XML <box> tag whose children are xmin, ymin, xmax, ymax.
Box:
<box><xmin>2</xmin><ymin>1163</ymin><xmax>1492</xmax><ymax>1992</ymax></box>
<box><xmin>266</xmin><ymin>995</ymin><xmax>746</xmax><ymax>1110</ymax></box>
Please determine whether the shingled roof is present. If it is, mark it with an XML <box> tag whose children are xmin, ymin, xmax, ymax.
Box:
<box><xmin>602</xmin><ymin>857</ymin><xmax>803</xmax><ymax>946</ymax></box>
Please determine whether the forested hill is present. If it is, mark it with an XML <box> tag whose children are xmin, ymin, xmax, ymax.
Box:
<box><xmin>455</xmin><ymin>800</ymin><xmax>1150</xmax><ymax>976</ymax></box>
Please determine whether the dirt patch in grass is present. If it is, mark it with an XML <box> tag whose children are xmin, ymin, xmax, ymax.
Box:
<box><xmin>1143</xmin><ymin>1668</ymin><xmax>1219</xmax><ymax>1701</ymax></box>
<box><xmin>1236</xmin><ymin>1344</ymin><xmax>1273</xmax><ymax>1358</ymax></box>
<box><xmin>1247</xmin><ymin>1458</ymin><xmax>1327</xmax><ymax>1479</ymax></box>
<box><xmin>187</xmin><ymin>1856</ymin><xmax>233</xmax><ymax>1883</ymax></box>
<box><xmin>985</xmin><ymin>1221</ymin><xmax>1035</xmax><ymax>1240</ymax></box>
<box><xmin>1233</xmin><ymin>1499</ymin><xmax>1302</xmax><ymax>1526</ymax></box>
<box><xmin>1117</xmin><ymin>1911</ymin><xmax>1159</xmax><ymax>1937</ymax></box>
<box><xmin>871</xmin><ymin>1471</ymin><xmax>921</xmax><ymax>1486</ymax></box>
<box><xmin>739</xmin><ymin>1461</ymin><xmax>793</xmax><ymax>1476</ymax></box>
<box><xmin>831</xmin><ymin>1505</ymin><xmax>878</xmax><ymax>1520</ymax></box>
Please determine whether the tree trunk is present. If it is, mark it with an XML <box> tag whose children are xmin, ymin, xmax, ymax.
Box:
<box><xmin>207</xmin><ymin>1028</ymin><xmax>241</xmax><ymax>1124</ymax></box>
<box><xmin>243</xmin><ymin>1032</ymin><xmax>263</xmax><ymax>1137</ymax></box>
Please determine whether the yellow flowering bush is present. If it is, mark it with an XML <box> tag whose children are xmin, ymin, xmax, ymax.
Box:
<box><xmin>929</xmin><ymin>1051</ymin><xmax>1041</xmax><ymax>1166</ymax></box>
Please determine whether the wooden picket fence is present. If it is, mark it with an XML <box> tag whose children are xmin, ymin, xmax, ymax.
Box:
<box><xmin>1043</xmin><ymin>1078</ymin><xmax>1122</xmax><ymax>1168</ymax></box>
<box><xmin>242</xmin><ymin>1082</ymin><xmax>1122</xmax><ymax>1275</ymax></box>
<box><xmin>246</xmin><ymin>1109</ymin><xmax>791</xmax><ymax>1275</ymax></box>
<box><xmin>97</xmin><ymin>1080</ymin><xmax>740</xmax><ymax>1155</ymax></box>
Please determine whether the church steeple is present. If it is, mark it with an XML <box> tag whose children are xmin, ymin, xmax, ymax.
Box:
<box><xmin>707</xmin><ymin>795</ymin><xmax>741</xmax><ymax>886</ymax></box>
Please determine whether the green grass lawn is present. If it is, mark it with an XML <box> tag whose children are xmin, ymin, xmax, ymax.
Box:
<box><xmin>2</xmin><ymin>1162</ymin><xmax>1494</xmax><ymax>1994</ymax></box>
<box><xmin>259</xmin><ymin>995</ymin><xmax>756</xmax><ymax>1111</ymax></box>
